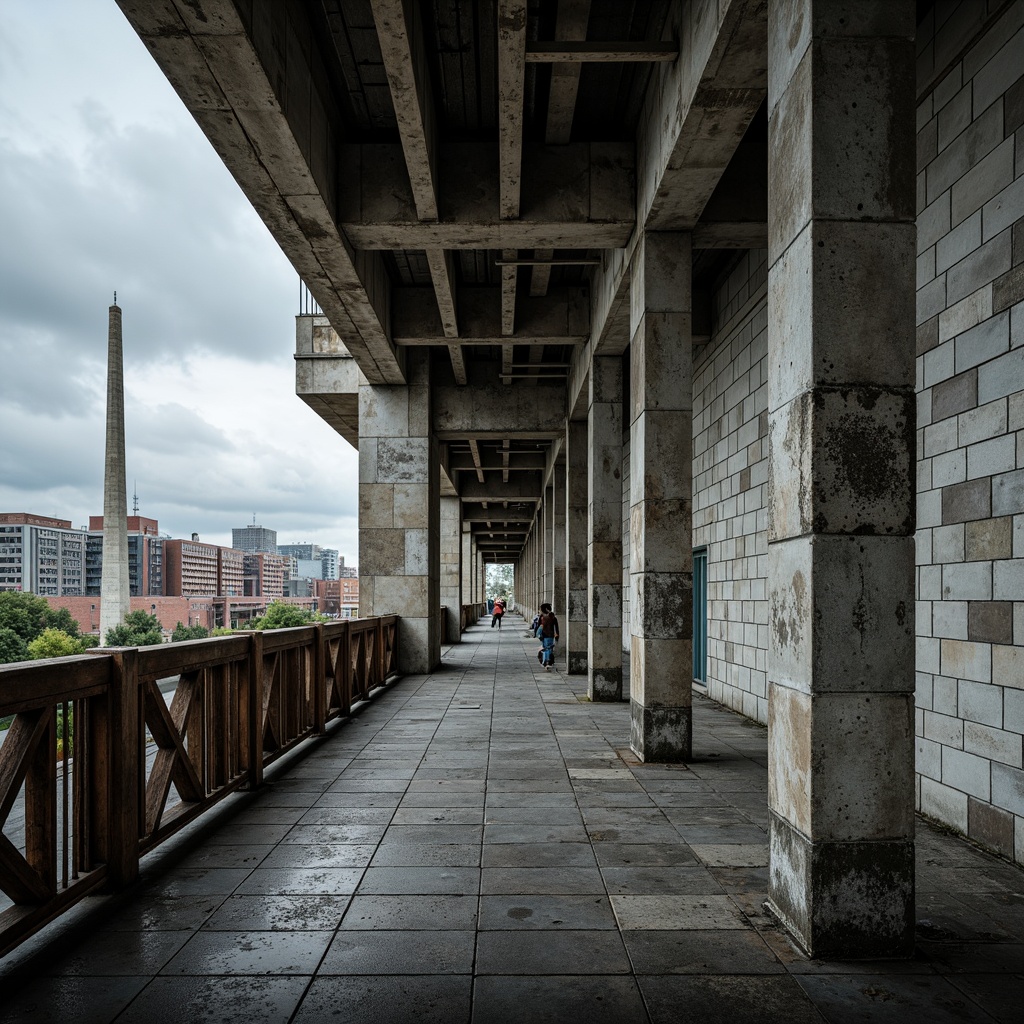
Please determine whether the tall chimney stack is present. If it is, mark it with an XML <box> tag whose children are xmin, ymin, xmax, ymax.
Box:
<box><xmin>99</xmin><ymin>298</ymin><xmax>131</xmax><ymax>643</ymax></box>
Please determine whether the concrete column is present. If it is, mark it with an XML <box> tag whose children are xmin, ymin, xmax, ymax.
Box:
<box><xmin>461</xmin><ymin>522</ymin><xmax>473</xmax><ymax>624</ymax></box>
<box><xmin>565</xmin><ymin>420</ymin><xmax>588</xmax><ymax>673</ymax></box>
<box><xmin>588</xmin><ymin>355</ymin><xmax>623</xmax><ymax>700</ymax></box>
<box><xmin>765</xmin><ymin>0</ymin><xmax>916</xmax><ymax>958</ymax></box>
<box><xmin>440</xmin><ymin>496</ymin><xmax>461</xmax><ymax>643</ymax></box>
<box><xmin>629</xmin><ymin>231</ymin><xmax>693</xmax><ymax>762</ymax></box>
<box><xmin>553</xmin><ymin>465</ymin><xmax>566</xmax><ymax>618</ymax></box>
<box><xmin>543</xmin><ymin>483</ymin><xmax>555</xmax><ymax>606</ymax></box>
<box><xmin>100</xmin><ymin>302</ymin><xmax>130</xmax><ymax>642</ymax></box>
<box><xmin>358</xmin><ymin>350</ymin><xmax>440</xmax><ymax>673</ymax></box>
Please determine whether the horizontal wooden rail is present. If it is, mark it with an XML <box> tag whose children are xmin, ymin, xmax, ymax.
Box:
<box><xmin>0</xmin><ymin>616</ymin><xmax>400</xmax><ymax>959</ymax></box>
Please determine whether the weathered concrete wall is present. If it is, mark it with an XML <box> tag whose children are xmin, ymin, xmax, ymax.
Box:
<box><xmin>914</xmin><ymin>0</ymin><xmax>1024</xmax><ymax>865</ymax></box>
<box><xmin>692</xmin><ymin>250</ymin><xmax>770</xmax><ymax>723</ymax></box>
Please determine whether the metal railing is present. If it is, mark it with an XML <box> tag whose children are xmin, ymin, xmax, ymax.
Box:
<box><xmin>0</xmin><ymin>616</ymin><xmax>398</xmax><ymax>958</ymax></box>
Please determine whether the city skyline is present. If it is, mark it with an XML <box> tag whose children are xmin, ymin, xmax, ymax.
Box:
<box><xmin>0</xmin><ymin>0</ymin><xmax>360</xmax><ymax>565</ymax></box>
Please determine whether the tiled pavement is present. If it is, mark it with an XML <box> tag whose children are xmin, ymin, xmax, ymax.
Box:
<box><xmin>1</xmin><ymin>618</ymin><xmax>1022</xmax><ymax>1022</ymax></box>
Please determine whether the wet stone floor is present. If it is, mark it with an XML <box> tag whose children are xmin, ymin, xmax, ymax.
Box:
<box><xmin>1</xmin><ymin>618</ymin><xmax>1022</xmax><ymax>1022</ymax></box>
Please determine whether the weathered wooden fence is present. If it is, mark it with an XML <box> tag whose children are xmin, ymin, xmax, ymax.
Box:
<box><xmin>0</xmin><ymin>616</ymin><xmax>398</xmax><ymax>958</ymax></box>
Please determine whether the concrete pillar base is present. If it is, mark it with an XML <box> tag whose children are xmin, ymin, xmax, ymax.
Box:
<box><xmin>630</xmin><ymin>701</ymin><xmax>692</xmax><ymax>762</ymax></box>
<box><xmin>588</xmin><ymin>668</ymin><xmax>622</xmax><ymax>702</ymax></box>
<box><xmin>567</xmin><ymin>651</ymin><xmax>587</xmax><ymax>675</ymax></box>
<box><xmin>765</xmin><ymin>812</ymin><xmax>915</xmax><ymax>959</ymax></box>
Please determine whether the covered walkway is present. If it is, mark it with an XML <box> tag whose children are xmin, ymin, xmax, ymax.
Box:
<box><xmin>1</xmin><ymin>617</ymin><xmax>1020</xmax><ymax>1023</ymax></box>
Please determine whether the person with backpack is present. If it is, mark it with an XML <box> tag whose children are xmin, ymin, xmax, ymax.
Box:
<box><xmin>537</xmin><ymin>603</ymin><xmax>559</xmax><ymax>671</ymax></box>
<box><xmin>491</xmin><ymin>597</ymin><xmax>505</xmax><ymax>628</ymax></box>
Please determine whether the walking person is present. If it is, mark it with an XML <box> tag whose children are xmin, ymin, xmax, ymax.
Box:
<box><xmin>491</xmin><ymin>597</ymin><xmax>505</xmax><ymax>629</ymax></box>
<box><xmin>537</xmin><ymin>603</ymin><xmax>559</xmax><ymax>671</ymax></box>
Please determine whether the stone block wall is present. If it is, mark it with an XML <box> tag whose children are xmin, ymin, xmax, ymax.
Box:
<box><xmin>692</xmin><ymin>249</ymin><xmax>770</xmax><ymax>723</ymax></box>
<box><xmin>914</xmin><ymin>0</ymin><xmax>1024</xmax><ymax>863</ymax></box>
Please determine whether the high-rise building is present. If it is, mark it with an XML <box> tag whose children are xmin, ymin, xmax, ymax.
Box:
<box><xmin>232</xmin><ymin>523</ymin><xmax>278</xmax><ymax>554</ymax></box>
<box><xmin>0</xmin><ymin>513</ymin><xmax>86</xmax><ymax>596</ymax></box>
<box><xmin>86</xmin><ymin>516</ymin><xmax>163</xmax><ymax>597</ymax></box>
<box><xmin>321</xmin><ymin>548</ymin><xmax>340</xmax><ymax>580</ymax></box>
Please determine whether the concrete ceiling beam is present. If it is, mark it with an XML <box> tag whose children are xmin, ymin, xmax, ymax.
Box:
<box><xmin>338</xmin><ymin>141</ymin><xmax>633</xmax><ymax>250</ymax></box>
<box><xmin>393</xmin><ymin>286</ymin><xmax>588</xmax><ymax>346</ymax></box>
<box><xmin>459</xmin><ymin>476</ymin><xmax>543</xmax><ymax>502</ymax></box>
<box><xmin>433</xmin><ymin>380</ymin><xmax>566</xmax><ymax>440</ymax></box>
<box><xmin>115</xmin><ymin>0</ymin><xmax>404</xmax><ymax>385</ymax></box>
<box><xmin>370</xmin><ymin>0</ymin><xmax>467</xmax><ymax>386</ymax></box>
<box><xmin>448</xmin><ymin>453</ymin><xmax>547</xmax><ymax>472</ymax></box>
<box><xmin>573</xmin><ymin>0</ymin><xmax>768</xmax><ymax>413</ymax></box>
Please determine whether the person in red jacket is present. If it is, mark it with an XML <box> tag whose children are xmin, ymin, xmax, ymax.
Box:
<box><xmin>491</xmin><ymin>597</ymin><xmax>505</xmax><ymax>628</ymax></box>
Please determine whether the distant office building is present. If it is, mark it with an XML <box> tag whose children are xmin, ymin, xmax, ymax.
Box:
<box><xmin>321</xmin><ymin>548</ymin><xmax>340</xmax><ymax>580</ymax></box>
<box><xmin>232</xmin><ymin>523</ymin><xmax>278</xmax><ymax>554</ymax></box>
<box><xmin>243</xmin><ymin>552</ymin><xmax>288</xmax><ymax>598</ymax></box>
<box><xmin>0</xmin><ymin>513</ymin><xmax>86</xmax><ymax>596</ymax></box>
<box><xmin>295</xmin><ymin>558</ymin><xmax>324</xmax><ymax>580</ymax></box>
<box><xmin>86</xmin><ymin>516</ymin><xmax>164</xmax><ymax>597</ymax></box>
<box><xmin>278</xmin><ymin>542</ymin><xmax>320</xmax><ymax>562</ymax></box>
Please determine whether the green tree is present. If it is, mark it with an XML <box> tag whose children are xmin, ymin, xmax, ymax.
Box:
<box><xmin>27</xmin><ymin>628</ymin><xmax>87</xmax><ymax>660</ymax></box>
<box><xmin>485</xmin><ymin>563</ymin><xmax>515</xmax><ymax>602</ymax></box>
<box><xmin>171</xmin><ymin>622</ymin><xmax>210</xmax><ymax>642</ymax></box>
<box><xmin>0</xmin><ymin>591</ymin><xmax>51</xmax><ymax>643</ymax></box>
<box><xmin>252</xmin><ymin>601</ymin><xmax>312</xmax><ymax>630</ymax></box>
<box><xmin>106</xmin><ymin>610</ymin><xmax>163</xmax><ymax>647</ymax></box>
<box><xmin>0</xmin><ymin>627</ymin><xmax>29</xmax><ymax>665</ymax></box>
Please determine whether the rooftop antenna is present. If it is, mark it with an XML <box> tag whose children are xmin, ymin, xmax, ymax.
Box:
<box><xmin>253</xmin><ymin>513</ymin><xmax>257</xmax><ymax>526</ymax></box>
<box><xmin>132</xmin><ymin>481</ymin><xmax>139</xmax><ymax>516</ymax></box>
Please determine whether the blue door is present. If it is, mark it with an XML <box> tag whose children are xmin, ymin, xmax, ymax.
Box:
<box><xmin>693</xmin><ymin>548</ymin><xmax>707</xmax><ymax>684</ymax></box>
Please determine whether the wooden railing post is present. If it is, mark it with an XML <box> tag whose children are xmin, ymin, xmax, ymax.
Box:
<box><xmin>313</xmin><ymin>622</ymin><xmax>327</xmax><ymax>734</ymax></box>
<box><xmin>107</xmin><ymin>647</ymin><xmax>140</xmax><ymax>889</ymax></box>
<box><xmin>340</xmin><ymin>620</ymin><xmax>352</xmax><ymax>717</ymax></box>
<box><xmin>246</xmin><ymin>631</ymin><xmax>264</xmax><ymax>790</ymax></box>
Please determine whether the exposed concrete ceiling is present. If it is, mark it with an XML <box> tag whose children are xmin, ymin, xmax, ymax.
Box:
<box><xmin>117</xmin><ymin>0</ymin><xmax>769</xmax><ymax>560</ymax></box>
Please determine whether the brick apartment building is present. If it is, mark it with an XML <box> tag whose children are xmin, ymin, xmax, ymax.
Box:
<box><xmin>243</xmin><ymin>551</ymin><xmax>289</xmax><ymax>598</ymax></box>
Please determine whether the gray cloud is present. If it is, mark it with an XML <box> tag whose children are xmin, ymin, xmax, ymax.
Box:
<box><xmin>0</xmin><ymin>0</ymin><xmax>361</xmax><ymax>564</ymax></box>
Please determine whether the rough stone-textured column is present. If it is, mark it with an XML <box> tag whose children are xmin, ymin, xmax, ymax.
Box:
<box><xmin>629</xmin><ymin>231</ymin><xmax>693</xmax><ymax>762</ymax></box>
<box><xmin>461</xmin><ymin>522</ymin><xmax>473</xmax><ymax>624</ymax></box>
<box><xmin>543</xmin><ymin>482</ymin><xmax>555</xmax><ymax>606</ymax></box>
<box><xmin>100</xmin><ymin>301</ymin><xmax>130</xmax><ymax>643</ymax></box>
<box><xmin>358</xmin><ymin>349</ymin><xmax>440</xmax><ymax>674</ymax></box>
<box><xmin>765</xmin><ymin>0</ymin><xmax>916</xmax><ymax>958</ymax></box>
<box><xmin>553</xmin><ymin>466</ymin><xmax>566</xmax><ymax>618</ymax></box>
<box><xmin>566</xmin><ymin>420</ymin><xmax>588</xmax><ymax>673</ymax></box>
<box><xmin>440</xmin><ymin>496</ymin><xmax>461</xmax><ymax>643</ymax></box>
<box><xmin>588</xmin><ymin>356</ymin><xmax>623</xmax><ymax>700</ymax></box>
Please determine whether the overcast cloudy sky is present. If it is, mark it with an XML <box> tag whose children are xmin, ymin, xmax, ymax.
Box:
<box><xmin>0</xmin><ymin>0</ymin><xmax>360</xmax><ymax>564</ymax></box>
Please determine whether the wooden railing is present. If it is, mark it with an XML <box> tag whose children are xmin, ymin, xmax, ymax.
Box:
<box><xmin>0</xmin><ymin>616</ymin><xmax>399</xmax><ymax>958</ymax></box>
<box><xmin>460</xmin><ymin>603</ymin><xmax>487</xmax><ymax>632</ymax></box>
